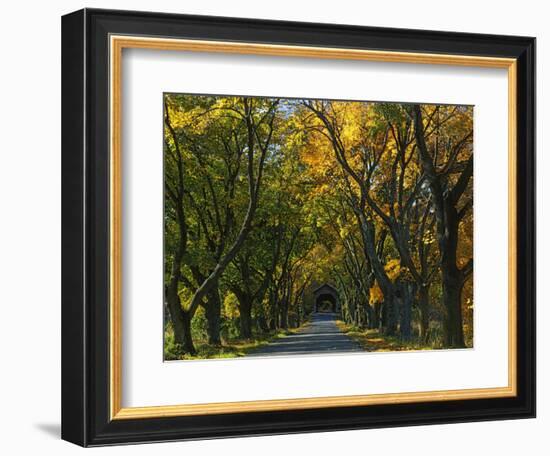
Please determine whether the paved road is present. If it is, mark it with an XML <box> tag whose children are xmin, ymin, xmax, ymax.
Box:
<box><xmin>247</xmin><ymin>313</ymin><xmax>362</xmax><ymax>357</ymax></box>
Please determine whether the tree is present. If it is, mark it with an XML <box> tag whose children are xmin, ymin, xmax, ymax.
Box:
<box><xmin>164</xmin><ymin>95</ymin><xmax>279</xmax><ymax>353</ymax></box>
<box><xmin>227</xmin><ymin>223</ymin><xmax>283</xmax><ymax>338</ymax></box>
<box><xmin>412</xmin><ymin>104</ymin><xmax>473</xmax><ymax>347</ymax></box>
<box><xmin>301</xmin><ymin>100</ymin><xmax>401</xmax><ymax>335</ymax></box>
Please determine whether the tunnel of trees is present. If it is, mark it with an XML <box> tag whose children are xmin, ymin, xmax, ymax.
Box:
<box><xmin>163</xmin><ymin>94</ymin><xmax>474</xmax><ymax>359</ymax></box>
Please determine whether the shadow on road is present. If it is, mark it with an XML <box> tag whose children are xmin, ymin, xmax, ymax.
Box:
<box><xmin>247</xmin><ymin>312</ymin><xmax>362</xmax><ymax>357</ymax></box>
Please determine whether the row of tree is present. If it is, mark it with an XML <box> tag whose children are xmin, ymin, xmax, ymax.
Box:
<box><xmin>164</xmin><ymin>95</ymin><xmax>474</xmax><ymax>356</ymax></box>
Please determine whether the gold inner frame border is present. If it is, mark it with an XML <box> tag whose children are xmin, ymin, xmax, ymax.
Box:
<box><xmin>109</xmin><ymin>35</ymin><xmax>517</xmax><ymax>420</ymax></box>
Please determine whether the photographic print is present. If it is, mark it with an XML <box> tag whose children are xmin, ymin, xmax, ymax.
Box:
<box><xmin>163</xmin><ymin>94</ymin><xmax>474</xmax><ymax>360</ymax></box>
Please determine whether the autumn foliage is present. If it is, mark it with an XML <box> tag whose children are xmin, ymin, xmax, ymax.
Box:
<box><xmin>163</xmin><ymin>94</ymin><xmax>474</xmax><ymax>358</ymax></box>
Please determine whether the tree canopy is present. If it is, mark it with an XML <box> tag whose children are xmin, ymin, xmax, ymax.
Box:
<box><xmin>163</xmin><ymin>94</ymin><xmax>474</xmax><ymax>359</ymax></box>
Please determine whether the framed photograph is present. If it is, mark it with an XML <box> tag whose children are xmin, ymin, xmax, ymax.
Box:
<box><xmin>61</xmin><ymin>8</ymin><xmax>535</xmax><ymax>446</ymax></box>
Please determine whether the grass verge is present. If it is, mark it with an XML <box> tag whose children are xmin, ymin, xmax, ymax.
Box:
<box><xmin>172</xmin><ymin>327</ymin><xmax>300</xmax><ymax>361</ymax></box>
<box><xmin>336</xmin><ymin>320</ymin><xmax>439</xmax><ymax>352</ymax></box>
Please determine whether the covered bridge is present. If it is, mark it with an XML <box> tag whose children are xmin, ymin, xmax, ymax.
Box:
<box><xmin>312</xmin><ymin>283</ymin><xmax>340</xmax><ymax>313</ymax></box>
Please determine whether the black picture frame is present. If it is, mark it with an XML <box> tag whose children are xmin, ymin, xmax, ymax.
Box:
<box><xmin>62</xmin><ymin>8</ymin><xmax>535</xmax><ymax>447</ymax></box>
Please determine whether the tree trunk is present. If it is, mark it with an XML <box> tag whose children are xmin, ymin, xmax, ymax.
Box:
<box><xmin>166</xmin><ymin>290</ymin><xmax>187</xmax><ymax>348</ymax></box>
<box><xmin>279</xmin><ymin>300</ymin><xmax>289</xmax><ymax>329</ymax></box>
<box><xmin>418</xmin><ymin>285</ymin><xmax>430</xmax><ymax>343</ymax></box>
<box><xmin>348</xmin><ymin>298</ymin><xmax>356</xmax><ymax>325</ymax></box>
<box><xmin>166</xmin><ymin>263</ymin><xmax>196</xmax><ymax>355</ymax></box>
<box><xmin>371</xmin><ymin>302</ymin><xmax>381</xmax><ymax>329</ymax></box>
<box><xmin>380</xmin><ymin>302</ymin><xmax>387</xmax><ymax>331</ymax></box>
<box><xmin>380</xmin><ymin>294</ymin><xmax>398</xmax><ymax>336</ymax></box>
<box><xmin>438</xmin><ymin>207</ymin><xmax>466</xmax><ymax>348</ymax></box>
<box><xmin>268</xmin><ymin>288</ymin><xmax>278</xmax><ymax>330</ymax></box>
<box><xmin>442</xmin><ymin>272</ymin><xmax>466</xmax><ymax>347</ymax></box>
<box><xmin>238</xmin><ymin>296</ymin><xmax>253</xmax><ymax>339</ymax></box>
<box><xmin>398</xmin><ymin>281</ymin><xmax>414</xmax><ymax>341</ymax></box>
<box><xmin>385</xmin><ymin>296</ymin><xmax>398</xmax><ymax>336</ymax></box>
<box><xmin>181</xmin><ymin>312</ymin><xmax>196</xmax><ymax>354</ymax></box>
<box><xmin>166</xmin><ymin>284</ymin><xmax>196</xmax><ymax>354</ymax></box>
<box><xmin>356</xmin><ymin>213</ymin><xmax>398</xmax><ymax>334</ymax></box>
<box><xmin>204</xmin><ymin>281</ymin><xmax>222</xmax><ymax>346</ymax></box>
<box><xmin>257</xmin><ymin>313</ymin><xmax>269</xmax><ymax>333</ymax></box>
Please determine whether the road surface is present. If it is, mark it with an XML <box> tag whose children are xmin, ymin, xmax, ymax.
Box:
<box><xmin>247</xmin><ymin>313</ymin><xmax>362</xmax><ymax>357</ymax></box>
